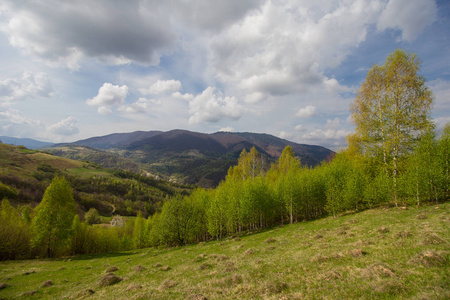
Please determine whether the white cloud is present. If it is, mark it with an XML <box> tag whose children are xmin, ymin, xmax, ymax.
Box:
<box><xmin>140</xmin><ymin>79</ymin><xmax>182</xmax><ymax>95</ymax></box>
<box><xmin>119</xmin><ymin>98</ymin><xmax>161</xmax><ymax>114</ymax></box>
<box><xmin>188</xmin><ymin>86</ymin><xmax>244</xmax><ymax>124</ymax></box>
<box><xmin>0</xmin><ymin>71</ymin><xmax>53</xmax><ymax>101</ymax></box>
<box><xmin>219</xmin><ymin>127</ymin><xmax>234</xmax><ymax>132</ymax></box>
<box><xmin>296</xmin><ymin>105</ymin><xmax>317</xmax><ymax>118</ymax></box>
<box><xmin>278</xmin><ymin>131</ymin><xmax>291</xmax><ymax>140</ymax></box>
<box><xmin>378</xmin><ymin>0</ymin><xmax>438</xmax><ymax>41</ymax></box>
<box><xmin>48</xmin><ymin>116</ymin><xmax>79</xmax><ymax>136</ymax></box>
<box><xmin>86</xmin><ymin>83</ymin><xmax>128</xmax><ymax>114</ymax></box>
<box><xmin>325</xmin><ymin>118</ymin><xmax>341</xmax><ymax>129</ymax></box>
<box><xmin>210</xmin><ymin>0</ymin><xmax>382</xmax><ymax>98</ymax></box>
<box><xmin>0</xmin><ymin>103</ymin><xmax>44</xmax><ymax>138</ymax></box>
<box><xmin>0</xmin><ymin>0</ymin><xmax>177</xmax><ymax>69</ymax></box>
<box><xmin>294</xmin><ymin>124</ymin><xmax>304</xmax><ymax>131</ymax></box>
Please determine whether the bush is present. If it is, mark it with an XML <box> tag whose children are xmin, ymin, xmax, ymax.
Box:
<box><xmin>85</xmin><ymin>208</ymin><xmax>101</xmax><ymax>225</ymax></box>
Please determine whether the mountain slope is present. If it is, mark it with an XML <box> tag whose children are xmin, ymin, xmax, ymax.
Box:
<box><xmin>1</xmin><ymin>203</ymin><xmax>448</xmax><ymax>299</ymax></box>
<box><xmin>55</xmin><ymin>129</ymin><xmax>334</xmax><ymax>187</ymax></box>
<box><xmin>0</xmin><ymin>136</ymin><xmax>54</xmax><ymax>149</ymax></box>
<box><xmin>0</xmin><ymin>143</ymin><xmax>190</xmax><ymax>215</ymax></box>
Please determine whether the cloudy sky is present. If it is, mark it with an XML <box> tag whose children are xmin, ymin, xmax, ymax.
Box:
<box><xmin>0</xmin><ymin>0</ymin><xmax>449</xmax><ymax>150</ymax></box>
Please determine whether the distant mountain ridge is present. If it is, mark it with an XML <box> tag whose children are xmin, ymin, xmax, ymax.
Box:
<box><xmin>59</xmin><ymin>129</ymin><xmax>334</xmax><ymax>187</ymax></box>
<box><xmin>0</xmin><ymin>136</ymin><xmax>54</xmax><ymax>149</ymax></box>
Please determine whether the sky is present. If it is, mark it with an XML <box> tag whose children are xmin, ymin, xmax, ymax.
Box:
<box><xmin>0</xmin><ymin>0</ymin><xmax>449</xmax><ymax>150</ymax></box>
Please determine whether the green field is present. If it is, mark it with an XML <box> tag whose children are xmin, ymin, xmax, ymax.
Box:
<box><xmin>0</xmin><ymin>203</ymin><xmax>448</xmax><ymax>299</ymax></box>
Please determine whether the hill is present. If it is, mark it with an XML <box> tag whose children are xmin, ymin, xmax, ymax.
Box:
<box><xmin>53</xmin><ymin>129</ymin><xmax>334</xmax><ymax>187</ymax></box>
<box><xmin>0</xmin><ymin>203</ymin><xmax>448</xmax><ymax>299</ymax></box>
<box><xmin>0</xmin><ymin>136</ymin><xmax>54</xmax><ymax>149</ymax></box>
<box><xmin>0</xmin><ymin>143</ymin><xmax>190</xmax><ymax>216</ymax></box>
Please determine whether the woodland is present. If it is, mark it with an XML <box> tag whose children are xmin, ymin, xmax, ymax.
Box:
<box><xmin>0</xmin><ymin>49</ymin><xmax>449</xmax><ymax>261</ymax></box>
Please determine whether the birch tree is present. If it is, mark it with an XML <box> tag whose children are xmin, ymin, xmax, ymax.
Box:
<box><xmin>351</xmin><ymin>49</ymin><xmax>434</xmax><ymax>206</ymax></box>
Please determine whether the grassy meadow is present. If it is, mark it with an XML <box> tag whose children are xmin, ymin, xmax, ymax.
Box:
<box><xmin>0</xmin><ymin>202</ymin><xmax>448</xmax><ymax>299</ymax></box>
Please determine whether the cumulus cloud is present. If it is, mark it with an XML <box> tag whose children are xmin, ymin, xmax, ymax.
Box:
<box><xmin>0</xmin><ymin>0</ymin><xmax>176</xmax><ymax>69</ymax></box>
<box><xmin>118</xmin><ymin>98</ymin><xmax>161</xmax><ymax>114</ymax></box>
<box><xmin>296</xmin><ymin>105</ymin><xmax>317</xmax><ymax>118</ymax></box>
<box><xmin>378</xmin><ymin>0</ymin><xmax>438</xmax><ymax>41</ymax></box>
<box><xmin>188</xmin><ymin>87</ymin><xmax>244</xmax><ymax>124</ymax></box>
<box><xmin>210</xmin><ymin>0</ymin><xmax>382</xmax><ymax>98</ymax></box>
<box><xmin>140</xmin><ymin>79</ymin><xmax>182</xmax><ymax>95</ymax></box>
<box><xmin>87</xmin><ymin>83</ymin><xmax>128</xmax><ymax>114</ymax></box>
<box><xmin>0</xmin><ymin>71</ymin><xmax>53</xmax><ymax>101</ymax></box>
<box><xmin>0</xmin><ymin>103</ymin><xmax>44</xmax><ymax>137</ymax></box>
<box><xmin>169</xmin><ymin>0</ymin><xmax>263</xmax><ymax>32</ymax></box>
<box><xmin>48</xmin><ymin>116</ymin><xmax>79</xmax><ymax>136</ymax></box>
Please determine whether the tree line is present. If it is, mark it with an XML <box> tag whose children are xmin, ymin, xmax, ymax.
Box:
<box><xmin>0</xmin><ymin>49</ymin><xmax>448</xmax><ymax>260</ymax></box>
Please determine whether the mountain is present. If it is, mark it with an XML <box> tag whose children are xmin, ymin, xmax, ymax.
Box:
<box><xmin>64</xmin><ymin>130</ymin><xmax>162</xmax><ymax>149</ymax></box>
<box><xmin>0</xmin><ymin>143</ymin><xmax>190</xmax><ymax>216</ymax></box>
<box><xmin>0</xmin><ymin>136</ymin><xmax>54</xmax><ymax>149</ymax></box>
<box><xmin>58</xmin><ymin>129</ymin><xmax>334</xmax><ymax>187</ymax></box>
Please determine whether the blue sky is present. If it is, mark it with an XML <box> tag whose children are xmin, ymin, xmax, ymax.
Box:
<box><xmin>0</xmin><ymin>0</ymin><xmax>449</xmax><ymax>150</ymax></box>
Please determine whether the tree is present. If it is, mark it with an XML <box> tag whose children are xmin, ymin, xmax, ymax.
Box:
<box><xmin>0</xmin><ymin>199</ymin><xmax>31</xmax><ymax>260</ymax></box>
<box><xmin>85</xmin><ymin>207</ymin><xmax>101</xmax><ymax>225</ymax></box>
<box><xmin>351</xmin><ymin>49</ymin><xmax>434</xmax><ymax>205</ymax></box>
<box><xmin>32</xmin><ymin>176</ymin><xmax>77</xmax><ymax>257</ymax></box>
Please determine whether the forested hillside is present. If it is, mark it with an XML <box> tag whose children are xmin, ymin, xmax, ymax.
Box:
<box><xmin>49</xmin><ymin>129</ymin><xmax>334</xmax><ymax>187</ymax></box>
<box><xmin>0</xmin><ymin>143</ymin><xmax>190</xmax><ymax>218</ymax></box>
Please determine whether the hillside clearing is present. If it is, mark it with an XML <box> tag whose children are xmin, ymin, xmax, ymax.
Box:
<box><xmin>0</xmin><ymin>203</ymin><xmax>448</xmax><ymax>299</ymax></box>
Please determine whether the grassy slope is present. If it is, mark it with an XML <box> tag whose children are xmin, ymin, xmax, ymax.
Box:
<box><xmin>0</xmin><ymin>203</ymin><xmax>448</xmax><ymax>299</ymax></box>
<box><xmin>0</xmin><ymin>144</ymin><xmax>87</xmax><ymax>177</ymax></box>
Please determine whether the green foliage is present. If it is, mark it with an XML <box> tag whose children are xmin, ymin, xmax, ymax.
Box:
<box><xmin>32</xmin><ymin>176</ymin><xmax>77</xmax><ymax>257</ymax></box>
<box><xmin>351</xmin><ymin>49</ymin><xmax>434</xmax><ymax>205</ymax></box>
<box><xmin>0</xmin><ymin>182</ymin><xmax>18</xmax><ymax>200</ymax></box>
<box><xmin>84</xmin><ymin>207</ymin><xmax>101</xmax><ymax>225</ymax></box>
<box><xmin>0</xmin><ymin>199</ymin><xmax>31</xmax><ymax>260</ymax></box>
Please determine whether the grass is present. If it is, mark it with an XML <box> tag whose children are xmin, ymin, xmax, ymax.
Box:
<box><xmin>0</xmin><ymin>203</ymin><xmax>448</xmax><ymax>299</ymax></box>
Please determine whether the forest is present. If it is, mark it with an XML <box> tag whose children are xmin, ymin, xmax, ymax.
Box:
<box><xmin>0</xmin><ymin>49</ymin><xmax>448</xmax><ymax>260</ymax></box>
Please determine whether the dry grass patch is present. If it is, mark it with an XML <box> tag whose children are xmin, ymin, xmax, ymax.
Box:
<box><xmin>421</xmin><ymin>232</ymin><xmax>446</xmax><ymax>245</ymax></box>
<box><xmin>216</xmin><ymin>254</ymin><xmax>229</xmax><ymax>262</ymax></box>
<box><xmin>262</xmin><ymin>280</ymin><xmax>288</xmax><ymax>295</ymax></box>
<box><xmin>320</xmin><ymin>269</ymin><xmax>342</xmax><ymax>281</ymax></box>
<box><xmin>199</xmin><ymin>263</ymin><xmax>213</xmax><ymax>270</ymax></box>
<box><xmin>395</xmin><ymin>230</ymin><xmax>412</xmax><ymax>239</ymax></box>
<box><xmin>363</xmin><ymin>263</ymin><xmax>395</xmax><ymax>278</ymax></box>
<box><xmin>153</xmin><ymin>263</ymin><xmax>162</xmax><ymax>268</ymax></box>
<box><xmin>127</xmin><ymin>283</ymin><xmax>142</xmax><ymax>291</ymax></box>
<box><xmin>243</xmin><ymin>248</ymin><xmax>255</xmax><ymax>255</ymax></box>
<box><xmin>41</xmin><ymin>280</ymin><xmax>53</xmax><ymax>287</ymax></box>
<box><xmin>0</xmin><ymin>283</ymin><xmax>9</xmax><ymax>289</ymax></box>
<box><xmin>160</xmin><ymin>265</ymin><xmax>171</xmax><ymax>271</ymax></box>
<box><xmin>77</xmin><ymin>289</ymin><xmax>95</xmax><ymax>297</ymax></box>
<box><xmin>417</xmin><ymin>214</ymin><xmax>428</xmax><ymax>220</ymax></box>
<box><xmin>189</xmin><ymin>294</ymin><xmax>208</xmax><ymax>300</ymax></box>
<box><xmin>313</xmin><ymin>233</ymin><xmax>324</xmax><ymax>239</ymax></box>
<box><xmin>348</xmin><ymin>248</ymin><xmax>367</xmax><ymax>258</ymax></box>
<box><xmin>223</xmin><ymin>274</ymin><xmax>243</xmax><ymax>287</ymax></box>
<box><xmin>133</xmin><ymin>265</ymin><xmax>146</xmax><ymax>272</ymax></box>
<box><xmin>409</xmin><ymin>250</ymin><xmax>446</xmax><ymax>267</ymax></box>
<box><xmin>161</xmin><ymin>280</ymin><xmax>178</xmax><ymax>289</ymax></box>
<box><xmin>98</xmin><ymin>273</ymin><xmax>123</xmax><ymax>287</ymax></box>
<box><xmin>378</xmin><ymin>226</ymin><xmax>390</xmax><ymax>233</ymax></box>
<box><xmin>105</xmin><ymin>266</ymin><xmax>118</xmax><ymax>273</ymax></box>
<box><xmin>265</xmin><ymin>237</ymin><xmax>277</xmax><ymax>243</ymax></box>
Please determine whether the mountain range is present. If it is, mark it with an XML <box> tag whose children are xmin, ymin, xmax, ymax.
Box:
<box><xmin>3</xmin><ymin>130</ymin><xmax>335</xmax><ymax>187</ymax></box>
